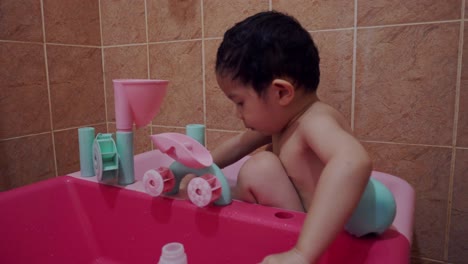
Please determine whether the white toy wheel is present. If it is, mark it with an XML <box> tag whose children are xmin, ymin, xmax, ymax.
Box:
<box><xmin>188</xmin><ymin>177</ymin><xmax>217</xmax><ymax>207</ymax></box>
<box><xmin>93</xmin><ymin>141</ymin><xmax>103</xmax><ymax>181</ymax></box>
<box><xmin>143</xmin><ymin>169</ymin><xmax>165</xmax><ymax>197</ymax></box>
<box><xmin>188</xmin><ymin>177</ymin><xmax>212</xmax><ymax>207</ymax></box>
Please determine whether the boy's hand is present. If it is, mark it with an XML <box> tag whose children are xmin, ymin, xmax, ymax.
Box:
<box><xmin>259</xmin><ymin>248</ymin><xmax>309</xmax><ymax>264</ymax></box>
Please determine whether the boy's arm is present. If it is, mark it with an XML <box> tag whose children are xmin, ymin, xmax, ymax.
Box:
<box><xmin>296</xmin><ymin>114</ymin><xmax>372</xmax><ymax>263</ymax></box>
<box><xmin>210</xmin><ymin>130</ymin><xmax>271</xmax><ymax>169</ymax></box>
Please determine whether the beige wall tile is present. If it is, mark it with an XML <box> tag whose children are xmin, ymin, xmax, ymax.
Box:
<box><xmin>203</xmin><ymin>0</ymin><xmax>269</xmax><ymax>38</ymax></box>
<box><xmin>206</xmin><ymin>129</ymin><xmax>241</xmax><ymax>151</ymax></box>
<box><xmin>313</xmin><ymin>30</ymin><xmax>353</xmax><ymax>122</ymax></box>
<box><xmin>355</xmin><ymin>23</ymin><xmax>459</xmax><ymax>145</ymax></box>
<box><xmin>204</xmin><ymin>39</ymin><xmax>244</xmax><ymax>131</ymax></box>
<box><xmin>358</xmin><ymin>0</ymin><xmax>461</xmax><ymax>26</ymax></box>
<box><xmin>273</xmin><ymin>0</ymin><xmax>354</xmax><ymax>30</ymax></box>
<box><xmin>457</xmin><ymin>23</ymin><xmax>468</xmax><ymax>147</ymax></box>
<box><xmin>364</xmin><ymin>142</ymin><xmax>452</xmax><ymax>260</ymax></box>
<box><xmin>43</xmin><ymin>0</ymin><xmax>100</xmax><ymax>45</ymax></box>
<box><xmin>54</xmin><ymin>124</ymin><xmax>107</xmax><ymax>175</ymax></box>
<box><xmin>47</xmin><ymin>45</ymin><xmax>105</xmax><ymax>129</ymax></box>
<box><xmin>147</xmin><ymin>0</ymin><xmax>201</xmax><ymax>42</ymax></box>
<box><xmin>466</xmin><ymin>0</ymin><xmax>468</xmax><ymax>19</ymax></box>
<box><xmin>0</xmin><ymin>134</ymin><xmax>55</xmax><ymax>191</ymax></box>
<box><xmin>149</xmin><ymin>41</ymin><xmax>204</xmax><ymax>126</ymax></box>
<box><xmin>448</xmin><ymin>148</ymin><xmax>468</xmax><ymax>263</ymax></box>
<box><xmin>100</xmin><ymin>0</ymin><xmax>146</xmax><ymax>45</ymax></box>
<box><xmin>152</xmin><ymin>126</ymin><xmax>185</xmax><ymax>134</ymax></box>
<box><xmin>0</xmin><ymin>0</ymin><xmax>43</xmax><ymax>42</ymax></box>
<box><xmin>0</xmin><ymin>42</ymin><xmax>50</xmax><ymax>139</ymax></box>
<box><xmin>103</xmin><ymin>45</ymin><xmax>149</xmax><ymax>122</ymax></box>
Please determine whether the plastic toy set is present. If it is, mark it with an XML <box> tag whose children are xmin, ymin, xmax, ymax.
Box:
<box><xmin>78</xmin><ymin>79</ymin><xmax>231</xmax><ymax>208</ymax></box>
<box><xmin>78</xmin><ymin>79</ymin><xmax>398</xmax><ymax>236</ymax></box>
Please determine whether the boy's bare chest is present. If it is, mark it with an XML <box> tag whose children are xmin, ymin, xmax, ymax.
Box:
<box><xmin>272</xmin><ymin>132</ymin><xmax>323</xmax><ymax>207</ymax></box>
<box><xmin>272</xmin><ymin>132</ymin><xmax>324</xmax><ymax>181</ymax></box>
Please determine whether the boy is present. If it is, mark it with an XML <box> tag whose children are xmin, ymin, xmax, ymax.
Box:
<box><xmin>211</xmin><ymin>11</ymin><xmax>372</xmax><ymax>264</ymax></box>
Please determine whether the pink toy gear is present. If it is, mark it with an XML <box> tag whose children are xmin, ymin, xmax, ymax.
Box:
<box><xmin>143</xmin><ymin>167</ymin><xmax>175</xmax><ymax>197</ymax></box>
<box><xmin>187</xmin><ymin>174</ymin><xmax>222</xmax><ymax>207</ymax></box>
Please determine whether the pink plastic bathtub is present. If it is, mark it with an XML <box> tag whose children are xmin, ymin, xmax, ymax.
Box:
<box><xmin>0</xmin><ymin>150</ymin><xmax>414</xmax><ymax>264</ymax></box>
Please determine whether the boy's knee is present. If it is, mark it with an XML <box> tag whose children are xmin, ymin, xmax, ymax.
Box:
<box><xmin>239</xmin><ymin>151</ymin><xmax>281</xmax><ymax>176</ymax></box>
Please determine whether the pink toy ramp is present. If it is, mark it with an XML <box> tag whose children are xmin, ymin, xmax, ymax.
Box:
<box><xmin>150</xmin><ymin>133</ymin><xmax>213</xmax><ymax>169</ymax></box>
<box><xmin>0</xmin><ymin>176</ymin><xmax>412</xmax><ymax>264</ymax></box>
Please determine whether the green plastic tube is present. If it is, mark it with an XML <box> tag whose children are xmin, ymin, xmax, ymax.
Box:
<box><xmin>78</xmin><ymin>127</ymin><xmax>95</xmax><ymax>177</ymax></box>
<box><xmin>186</xmin><ymin>124</ymin><xmax>206</xmax><ymax>146</ymax></box>
<box><xmin>116</xmin><ymin>131</ymin><xmax>135</xmax><ymax>185</ymax></box>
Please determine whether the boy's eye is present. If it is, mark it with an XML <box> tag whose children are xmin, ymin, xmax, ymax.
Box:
<box><xmin>236</xmin><ymin>102</ymin><xmax>243</xmax><ymax>106</ymax></box>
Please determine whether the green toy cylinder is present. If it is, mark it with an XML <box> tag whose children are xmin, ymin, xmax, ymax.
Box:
<box><xmin>78</xmin><ymin>127</ymin><xmax>95</xmax><ymax>177</ymax></box>
<box><xmin>186</xmin><ymin>124</ymin><xmax>205</xmax><ymax>146</ymax></box>
<box><xmin>116</xmin><ymin>131</ymin><xmax>135</xmax><ymax>185</ymax></box>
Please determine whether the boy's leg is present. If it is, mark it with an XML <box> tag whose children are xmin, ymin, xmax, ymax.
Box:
<box><xmin>234</xmin><ymin>151</ymin><xmax>304</xmax><ymax>212</ymax></box>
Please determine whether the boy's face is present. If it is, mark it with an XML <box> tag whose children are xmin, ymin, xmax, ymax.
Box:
<box><xmin>216</xmin><ymin>74</ymin><xmax>278</xmax><ymax>135</ymax></box>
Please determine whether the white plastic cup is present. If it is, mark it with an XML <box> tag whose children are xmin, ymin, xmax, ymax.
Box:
<box><xmin>158</xmin><ymin>242</ymin><xmax>187</xmax><ymax>264</ymax></box>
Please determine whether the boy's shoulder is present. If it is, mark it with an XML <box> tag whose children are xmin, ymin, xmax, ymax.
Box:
<box><xmin>300</xmin><ymin>101</ymin><xmax>351</xmax><ymax>133</ymax></box>
<box><xmin>303</xmin><ymin>101</ymin><xmax>342</xmax><ymax>120</ymax></box>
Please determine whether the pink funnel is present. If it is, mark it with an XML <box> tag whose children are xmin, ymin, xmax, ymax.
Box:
<box><xmin>113</xmin><ymin>79</ymin><xmax>168</xmax><ymax>131</ymax></box>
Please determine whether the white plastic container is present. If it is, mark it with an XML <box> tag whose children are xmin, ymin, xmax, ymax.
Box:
<box><xmin>158</xmin><ymin>242</ymin><xmax>187</xmax><ymax>264</ymax></box>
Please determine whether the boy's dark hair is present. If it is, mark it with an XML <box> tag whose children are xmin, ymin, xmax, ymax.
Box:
<box><xmin>216</xmin><ymin>11</ymin><xmax>320</xmax><ymax>95</ymax></box>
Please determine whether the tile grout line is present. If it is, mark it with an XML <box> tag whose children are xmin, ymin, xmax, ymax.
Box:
<box><xmin>144</xmin><ymin>0</ymin><xmax>151</xmax><ymax>80</ymax></box>
<box><xmin>2</xmin><ymin>131</ymin><xmax>460</xmax><ymax>150</ymax></box>
<box><xmin>2</xmin><ymin>19</ymin><xmax>466</xmax><ymax>48</ymax></box>
<box><xmin>39</xmin><ymin>0</ymin><xmax>58</xmax><ymax>177</ymax></box>
<box><xmin>350</xmin><ymin>0</ymin><xmax>358</xmax><ymax>130</ymax></box>
<box><xmin>45</xmin><ymin>42</ymin><xmax>101</xmax><ymax>48</ymax></box>
<box><xmin>144</xmin><ymin>0</ymin><xmax>154</xmax><ymax>149</ymax></box>
<box><xmin>0</xmin><ymin>131</ymin><xmax>52</xmax><ymax>142</ymax></box>
<box><xmin>0</xmin><ymin>123</ymin><xmax>108</xmax><ymax>142</ymax></box>
<box><xmin>148</xmin><ymin>38</ymin><xmax>203</xmax><ymax>45</ymax></box>
<box><xmin>0</xmin><ymin>39</ymin><xmax>43</xmax><ymax>45</ymax></box>
<box><xmin>308</xmin><ymin>27</ymin><xmax>355</xmax><ymax>33</ymax></box>
<box><xmin>8</xmin><ymin>18</ymin><xmax>459</xmax><ymax>49</ymax></box>
<box><xmin>98</xmin><ymin>0</ymin><xmax>109</xmax><ymax>133</ymax></box>
<box><xmin>358</xmin><ymin>19</ymin><xmax>462</xmax><ymax>30</ymax></box>
<box><xmin>360</xmin><ymin>139</ymin><xmax>454</xmax><ymax>149</ymax></box>
<box><xmin>201</xmin><ymin>0</ymin><xmax>207</xmax><ymax>126</ymax></box>
<box><xmin>444</xmin><ymin>1</ymin><xmax>465</xmax><ymax>260</ymax></box>
<box><xmin>203</xmin><ymin>36</ymin><xmax>223</xmax><ymax>41</ymax></box>
<box><xmin>445</xmin><ymin>147</ymin><xmax>457</xmax><ymax>261</ymax></box>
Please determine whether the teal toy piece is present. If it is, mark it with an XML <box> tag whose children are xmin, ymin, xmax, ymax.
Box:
<box><xmin>345</xmin><ymin>178</ymin><xmax>397</xmax><ymax>237</ymax></box>
<box><xmin>93</xmin><ymin>133</ymin><xmax>119</xmax><ymax>183</ymax></box>
<box><xmin>168</xmin><ymin>161</ymin><xmax>232</xmax><ymax>206</ymax></box>
<box><xmin>186</xmin><ymin>124</ymin><xmax>205</xmax><ymax>145</ymax></box>
<box><xmin>116</xmin><ymin>131</ymin><xmax>135</xmax><ymax>185</ymax></box>
<box><xmin>78</xmin><ymin>127</ymin><xmax>95</xmax><ymax>177</ymax></box>
<box><xmin>148</xmin><ymin>124</ymin><xmax>232</xmax><ymax>206</ymax></box>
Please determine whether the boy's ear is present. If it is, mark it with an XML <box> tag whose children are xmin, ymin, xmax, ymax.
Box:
<box><xmin>271</xmin><ymin>79</ymin><xmax>295</xmax><ymax>106</ymax></box>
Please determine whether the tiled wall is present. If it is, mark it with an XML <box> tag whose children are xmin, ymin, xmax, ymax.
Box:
<box><xmin>0</xmin><ymin>0</ymin><xmax>466</xmax><ymax>263</ymax></box>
